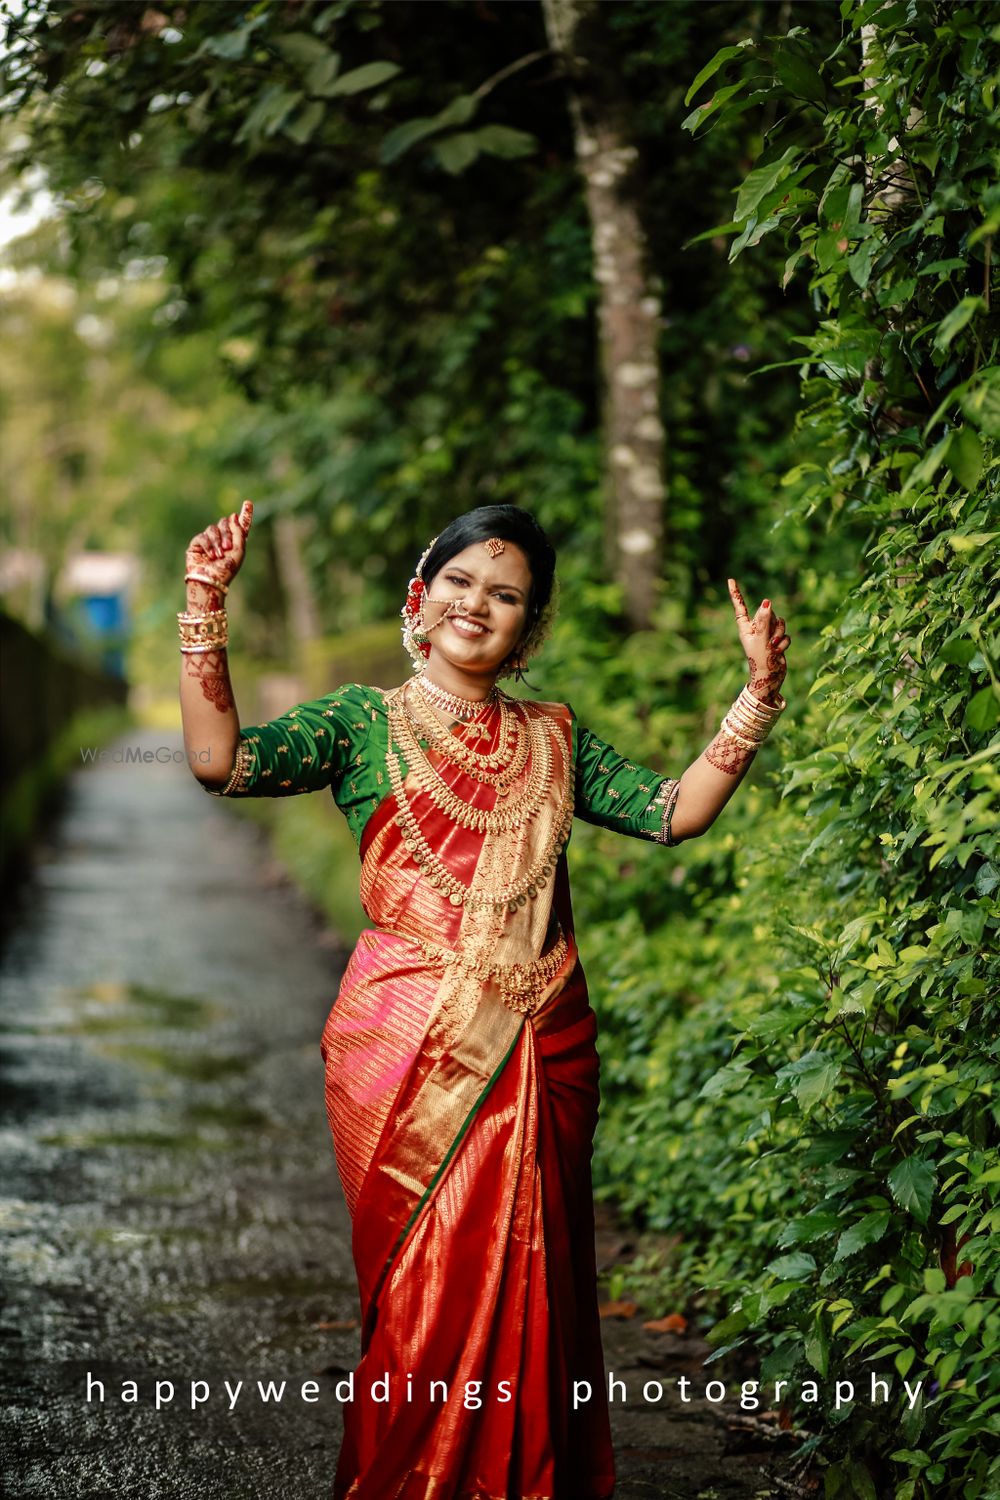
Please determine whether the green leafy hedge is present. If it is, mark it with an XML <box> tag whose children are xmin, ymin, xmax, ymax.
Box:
<box><xmin>571</xmin><ymin>5</ymin><xmax>1000</xmax><ymax>1496</ymax></box>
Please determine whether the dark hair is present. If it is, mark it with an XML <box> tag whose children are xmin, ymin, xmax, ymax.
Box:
<box><xmin>419</xmin><ymin>505</ymin><xmax>557</xmax><ymax>639</ymax></box>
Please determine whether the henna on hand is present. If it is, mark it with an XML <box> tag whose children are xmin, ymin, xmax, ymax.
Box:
<box><xmin>704</xmin><ymin>729</ymin><xmax>757</xmax><ymax>776</ymax></box>
<box><xmin>728</xmin><ymin>580</ymin><xmax>790</xmax><ymax>705</ymax></box>
<box><xmin>749</xmin><ymin>616</ymin><xmax>788</xmax><ymax>704</ymax></box>
<box><xmin>185</xmin><ymin>500</ymin><xmax>253</xmax><ymax>594</ymax></box>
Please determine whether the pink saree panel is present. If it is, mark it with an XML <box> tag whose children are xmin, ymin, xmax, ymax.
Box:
<box><xmin>320</xmin><ymin>696</ymin><xmax>615</xmax><ymax>1500</ymax></box>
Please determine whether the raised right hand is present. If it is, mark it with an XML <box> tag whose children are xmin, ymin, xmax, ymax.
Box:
<box><xmin>185</xmin><ymin>500</ymin><xmax>254</xmax><ymax>589</ymax></box>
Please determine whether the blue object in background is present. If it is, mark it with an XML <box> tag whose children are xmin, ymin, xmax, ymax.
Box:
<box><xmin>80</xmin><ymin>592</ymin><xmax>127</xmax><ymax>679</ymax></box>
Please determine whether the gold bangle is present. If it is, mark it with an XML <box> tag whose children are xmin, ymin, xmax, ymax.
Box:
<box><xmin>180</xmin><ymin>641</ymin><xmax>229</xmax><ymax>654</ymax></box>
<box><xmin>185</xmin><ymin>572</ymin><xmax>229</xmax><ymax>595</ymax></box>
<box><xmin>202</xmin><ymin>740</ymin><xmax>251</xmax><ymax>796</ymax></box>
<box><xmin>177</xmin><ymin>609</ymin><xmax>229</xmax><ymax>646</ymax></box>
<box><xmin>718</xmin><ymin>684</ymin><xmax>786</xmax><ymax>751</ymax></box>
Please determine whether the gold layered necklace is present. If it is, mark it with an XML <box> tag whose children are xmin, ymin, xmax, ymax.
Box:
<box><xmin>403</xmin><ymin>688</ymin><xmax>530</xmax><ymax>791</ymax></box>
<box><xmin>393</xmin><ymin>688</ymin><xmax>550</xmax><ymax>834</ymax></box>
<box><xmin>384</xmin><ymin>684</ymin><xmax>574</xmax><ymax>912</ymax></box>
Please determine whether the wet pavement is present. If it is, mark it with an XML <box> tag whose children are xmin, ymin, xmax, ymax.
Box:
<box><xmin>1</xmin><ymin>729</ymin><xmax>786</xmax><ymax>1500</ymax></box>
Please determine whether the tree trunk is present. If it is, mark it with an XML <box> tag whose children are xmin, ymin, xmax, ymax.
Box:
<box><xmin>541</xmin><ymin>0</ymin><xmax>665</xmax><ymax>630</ymax></box>
<box><xmin>272</xmin><ymin>511</ymin><xmax>321</xmax><ymax>658</ymax></box>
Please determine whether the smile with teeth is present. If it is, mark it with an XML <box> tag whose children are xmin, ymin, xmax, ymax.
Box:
<box><xmin>448</xmin><ymin>616</ymin><xmax>490</xmax><ymax>638</ymax></box>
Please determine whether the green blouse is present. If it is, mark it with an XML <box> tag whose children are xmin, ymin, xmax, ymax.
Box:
<box><xmin>204</xmin><ymin>683</ymin><xmax>680</xmax><ymax>847</ymax></box>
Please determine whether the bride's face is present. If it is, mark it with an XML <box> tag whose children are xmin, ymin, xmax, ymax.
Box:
<box><xmin>423</xmin><ymin>541</ymin><xmax>532</xmax><ymax>678</ymax></box>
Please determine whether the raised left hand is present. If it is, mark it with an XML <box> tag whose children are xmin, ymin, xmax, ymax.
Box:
<box><xmin>727</xmin><ymin>578</ymin><xmax>791</xmax><ymax>705</ymax></box>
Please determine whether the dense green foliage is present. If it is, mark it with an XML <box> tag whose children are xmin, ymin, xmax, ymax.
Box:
<box><xmin>599</xmin><ymin>7</ymin><xmax>998</xmax><ymax>1496</ymax></box>
<box><xmin>2</xmin><ymin>0</ymin><xmax>808</xmax><ymax>624</ymax></box>
<box><xmin>3</xmin><ymin>2</ymin><xmax>997</xmax><ymax>1494</ymax></box>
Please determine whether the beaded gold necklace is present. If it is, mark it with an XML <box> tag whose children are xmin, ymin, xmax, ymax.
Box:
<box><xmin>403</xmin><ymin>688</ymin><xmax>529</xmax><ymax>792</ymax></box>
<box><xmin>393</xmin><ymin>692</ymin><xmax>550</xmax><ymax>835</ymax></box>
<box><xmin>414</xmin><ymin>673</ymin><xmax>498</xmax><ymax>723</ymax></box>
<box><xmin>384</xmin><ymin>686</ymin><xmax>574</xmax><ymax>912</ymax></box>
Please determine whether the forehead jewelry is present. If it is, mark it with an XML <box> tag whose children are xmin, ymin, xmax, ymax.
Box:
<box><xmin>484</xmin><ymin>537</ymin><xmax>506</xmax><ymax>558</ymax></box>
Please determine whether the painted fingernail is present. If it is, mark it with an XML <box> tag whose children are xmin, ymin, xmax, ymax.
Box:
<box><xmin>763</xmin><ymin>598</ymin><xmax>770</xmax><ymax>609</ymax></box>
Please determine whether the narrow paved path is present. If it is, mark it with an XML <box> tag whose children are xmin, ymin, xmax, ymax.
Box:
<box><xmin>1</xmin><ymin>731</ymin><xmax>781</xmax><ymax>1500</ymax></box>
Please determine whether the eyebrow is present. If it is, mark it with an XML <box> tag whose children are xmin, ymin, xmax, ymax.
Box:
<box><xmin>446</xmin><ymin>568</ymin><xmax>526</xmax><ymax>597</ymax></box>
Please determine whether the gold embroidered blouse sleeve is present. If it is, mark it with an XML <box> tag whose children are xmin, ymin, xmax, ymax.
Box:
<box><xmin>572</xmin><ymin>718</ymin><xmax>682</xmax><ymax>846</ymax></box>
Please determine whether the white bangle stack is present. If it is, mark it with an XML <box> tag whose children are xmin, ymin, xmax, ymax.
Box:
<box><xmin>719</xmin><ymin>684</ymin><xmax>786</xmax><ymax>750</ymax></box>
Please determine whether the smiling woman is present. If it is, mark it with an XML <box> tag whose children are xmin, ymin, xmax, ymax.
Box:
<box><xmin>176</xmin><ymin>501</ymin><xmax>790</xmax><ymax>1499</ymax></box>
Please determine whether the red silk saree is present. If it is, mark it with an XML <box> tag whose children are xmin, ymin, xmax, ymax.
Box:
<box><xmin>208</xmin><ymin>682</ymin><xmax>679</xmax><ymax>1499</ymax></box>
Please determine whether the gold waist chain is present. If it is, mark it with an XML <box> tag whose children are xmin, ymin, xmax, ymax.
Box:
<box><xmin>418</xmin><ymin>927</ymin><xmax>571</xmax><ymax>1016</ymax></box>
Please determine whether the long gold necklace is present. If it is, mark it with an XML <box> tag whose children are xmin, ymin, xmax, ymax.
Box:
<box><xmin>384</xmin><ymin>689</ymin><xmax>574</xmax><ymax>911</ymax></box>
<box><xmin>392</xmin><ymin>693</ymin><xmax>551</xmax><ymax>834</ymax></box>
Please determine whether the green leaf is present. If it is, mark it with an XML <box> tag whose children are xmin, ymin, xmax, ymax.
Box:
<box><xmin>805</xmin><ymin>1314</ymin><xmax>830</xmax><ymax>1376</ymax></box>
<box><xmin>380</xmin><ymin>115</ymin><xmax>445</xmax><ymax>163</ymax></box>
<box><xmin>933</xmin><ymin>296</ymin><xmax>988</xmax><ymax>350</ymax></box>
<box><xmin>775</xmin><ymin>46</ymin><xmax>826</xmax><ymax>106</ymax></box>
<box><xmin>684</xmin><ymin>43</ymin><xmax>748</xmax><ymax>106</ymax></box>
<box><xmin>433</xmin><ymin>132</ymin><xmax>481</xmax><ymax>175</ymax></box>
<box><xmin>945</xmin><ymin>531</ymin><xmax>995</xmax><ymax>553</ymax></box>
<box><xmin>778</xmin><ymin>1212</ymin><xmax>842</xmax><ymax>1246</ymax></box>
<box><xmin>834</xmin><ymin>1210</ymin><xmax>890</xmax><ymax>1261</ymax></box>
<box><xmin>197</xmin><ymin>17</ymin><xmax>267</xmax><ymax>61</ymax></box>
<box><xmin>735</xmin><ymin>146</ymin><xmax>800</xmax><ymax>221</ymax></box>
<box><xmin>945</xmin><ymin>425</ymin><xmax>983</xmax><ymax>491</ymax></box>
<box><xmin>681</xmin><ymin>79</ymin><xmax>748</xmax><ymax>136</ymax></box>
<box><xmin>939</xmin><ymin>637</ymin><xmax>977</xmax><ymax>666</ymax></box>
<box><xmin>707</xmin><ymin>1307</ymin><xmax>750</xmax><ymax>1344</ymax></box>
<box><xmin>777</xmin><ymin>1051</ymin><xmax>842</xmax><ymax>1111</ymax></box>
<box><xmin>379</xmin><ymin>94</ymin><xmax>476</xmax><ymax>164</ymax></box>
<box><xmin>306</xmin><ymin>52</ymin><xmax>342</xmax><ymax>94</ymax></box>
<box><xmin>888</xmin><ymin>1157</ymin><xmax>937</xmax><ymax>1224</ymax></box>
<box><xmin>433</xmin><ymin>94</ymin><xmax>479</xmax><ymax>129</ymax></box>
<box><xmin>273</xmin><ymin>32</ymin><xmax>336</xmax><ymax>68</ymax></box>
<box><xmin>728</xmin><ymin>213</ymin><xmax>783</xmax><ymax>262</ymax></box>
<box><xmin>283</xmin><ymin>101</ymin><xmax>325</xmax><ymax>145</ymax></box>
<box><xmin>234</xmin><ymin>85</ymin><xmax>304</xmax><ymax>146</ymax></box>
<box><xmin>965</xmin><ymin>686</ymin><xmax>1000</xmax><ymax>733</ymax></box>
<box><xmin>699</xmin><ymin>1060</ymin><xmax>750</xmax><ymax>1100</ymax></box>
<box><xmin>901</xmin><ymin>433</ymin><xmax>951</xmax><ymax>496</ymax></box>
<box><xmin>324</xmin><ymin>60</ymin><xmax>400</xmax><ymax>97</ymax></box>
<box><xmin>847</xmin><ymin>236</ymin><xmax>879</xmax><ymax>288</ymax></box>
<box><xmin>767</xmin><ymin>1251</ymin><xmax>817</xmax><ymax>1281</ymax></box>
<box><xmin>472</xmin><ymin>124</ymin><xmax>536</xmax><ymax>160</ymax></box>
<box><xmin>960</xmin><ymin>367</ymin><xmax>1000</xmax><ymax>437</ymax></box>
<box><xmin>683</xmin><ymin>220</ymin><xmax>740</xmax><ymax>249</ymax></box>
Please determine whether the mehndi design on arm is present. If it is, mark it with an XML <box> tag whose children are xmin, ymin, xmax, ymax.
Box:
<box><xmin>704</xmin><ymin>729</ymin><xmax>758</xmax><ymax>777</ymax></box>
<box><xmin>183</xmin><ymin>647</ymin><xmax>235</xmax><ymax>713</ymax></box>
